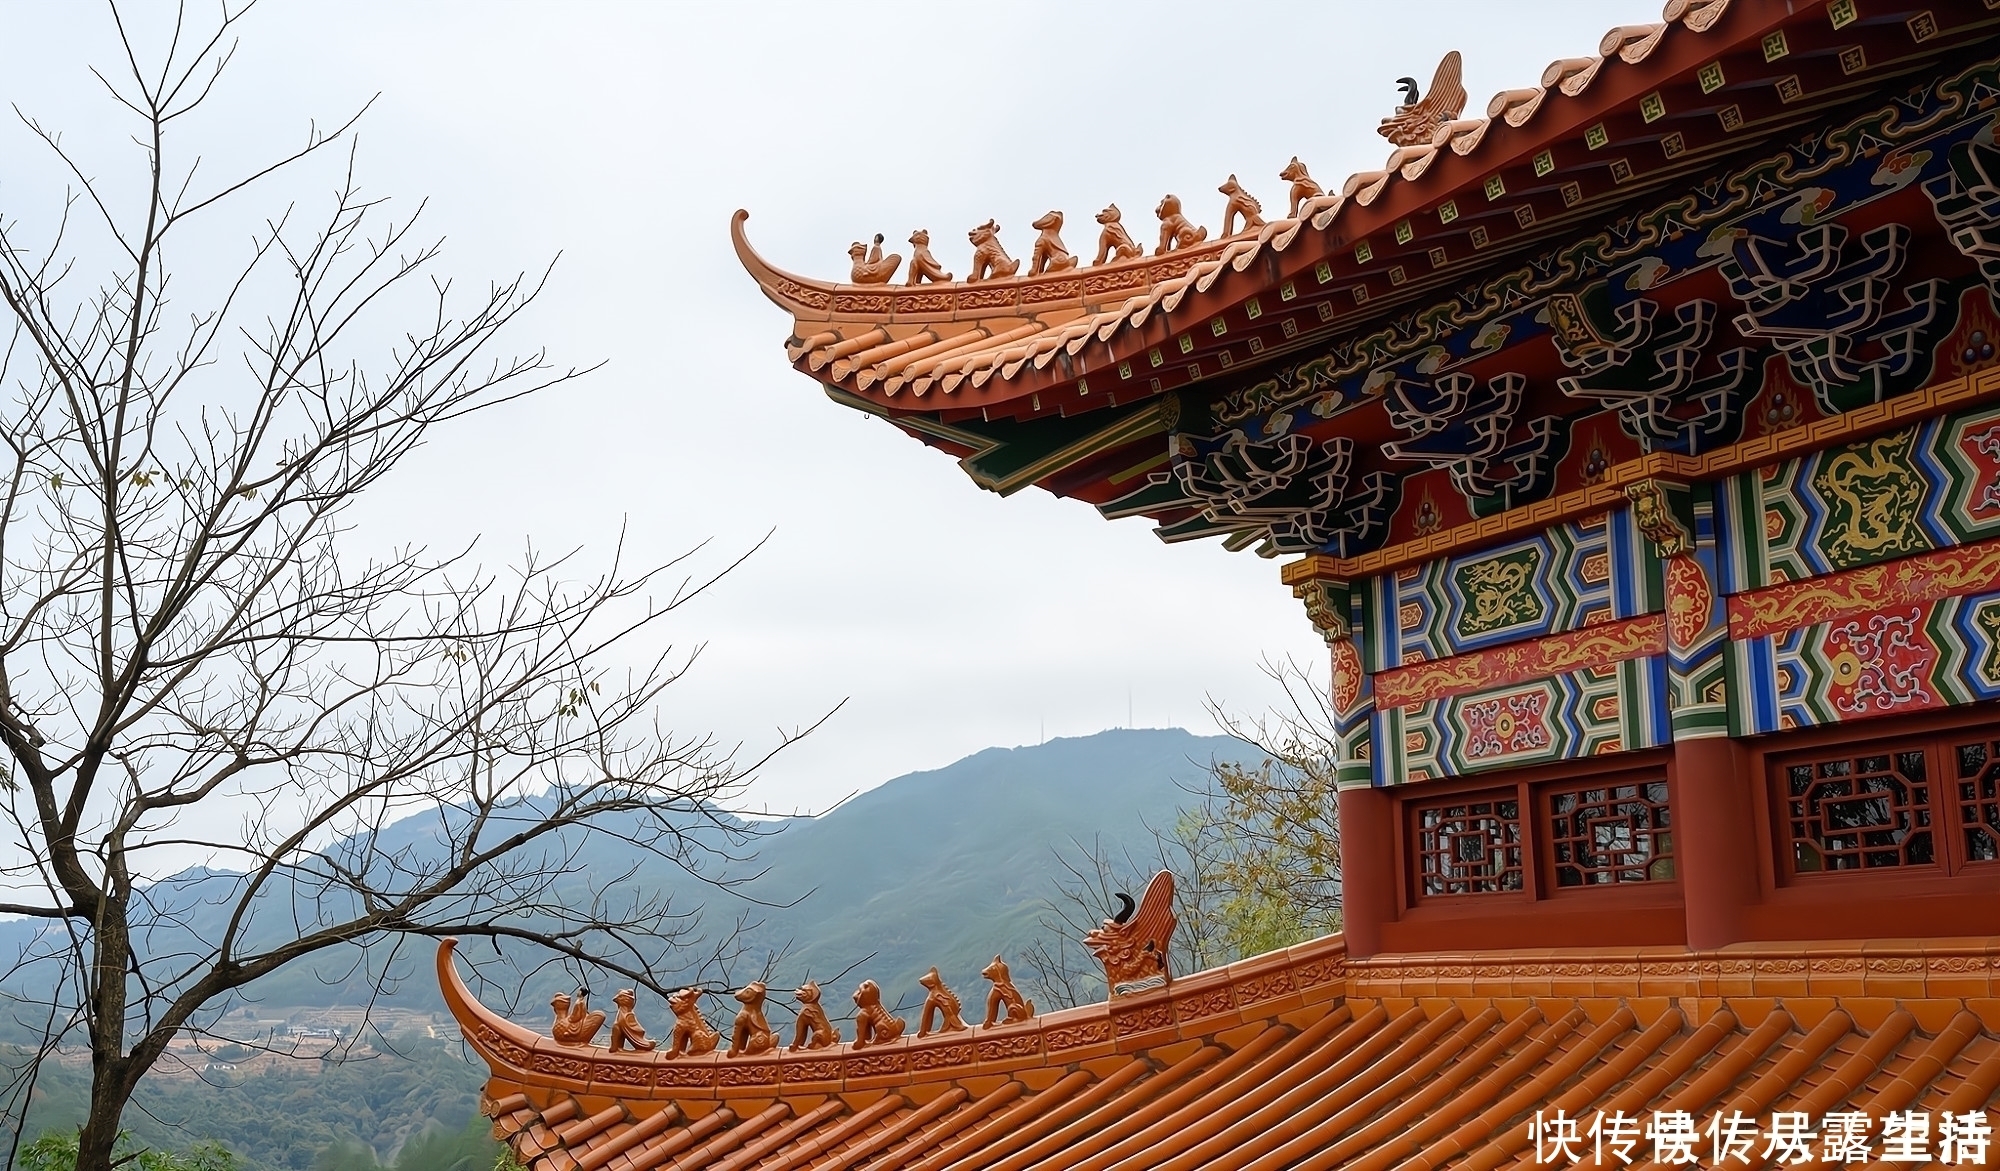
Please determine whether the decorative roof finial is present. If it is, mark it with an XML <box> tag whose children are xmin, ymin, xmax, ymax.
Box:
<box><xmin>1378</xmin><ymin>51</ymin><xmax>1467</xmax><ymax>146</ymax></box>
<box><xmin>850</xmin><ymin>979</ymin><xmax>907</xmax><ymax>1048</ymax></box>
<box><xmin>1281</xmin><ymin>158</ymin><xmax>1324</xmax><ymax>218</ymax></box>
<box><xmin>1093</xmin><ymin>205</ymin><xmax>1142</xmax><ymax>265</ymax></box>
<box><xmin>1154</xmin><ymin>196</ymin><xmax>1209</xmax><ymax>256</ymax></box>
<box><xmin>1029</xmin><ymin>211</ymin><xmax>1078</xmax><ymax>275</ymax></box>
<box><xmin>1219</xmin><ymin>175</ymin><xmax>1266</xmax><ymax>237</ymax></box>
<box><xmin>789</xmin><ymin>979</ymin><xmax>839</xmax><ymax>1051</ymax></box>
<box><xmin>906</xmin><ymin>229</ymin><xmax>952</xmax><ymax>285</ymax></box>
<box><xmin>848</xmin><ymin>233</ymin><xmax>902</xmax><ymax>285</ymax></box>
<box><xmin>966</xmin><ymin>220</ymin><xmax>1021</xmax><ymax>282</ymax></box>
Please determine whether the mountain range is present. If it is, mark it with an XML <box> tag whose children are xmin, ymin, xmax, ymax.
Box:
<box><xmin>0</xmin><ymin>728</ymin><xmax>1257</xmax><ymax>1025</ymax></box>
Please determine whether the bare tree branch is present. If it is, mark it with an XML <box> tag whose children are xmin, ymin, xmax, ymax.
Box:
<box><xmin>0</xmin><ymin>9</ymin><xmax>810</xmax><ymax>1167</ymax></box>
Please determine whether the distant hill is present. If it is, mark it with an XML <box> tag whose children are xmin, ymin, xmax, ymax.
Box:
<box><xmin>7</xmin><ymin>728</ymin><xmax>1260</xmax><ymax>1169</ymax></box>
<box><xmin>0</xmin><ymin>728</ymin><xmax>1254</xmax><ymax>1021</ymax></box>
<box><xmin>726</xmin><ymin>728</ymin><xmax>1251</xmax><ymax>1008</ymax></box>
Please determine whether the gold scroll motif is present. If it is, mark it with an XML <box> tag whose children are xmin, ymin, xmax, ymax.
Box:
<box><xmin>1728</xmin><ymin>535</ymin><xmax>2000</xmax><ymax>639</ymax></box>
<box><xmin>1374</xmin><ymin>614</ymin><xmax>1666</xmax><ymax>708</ymax></box>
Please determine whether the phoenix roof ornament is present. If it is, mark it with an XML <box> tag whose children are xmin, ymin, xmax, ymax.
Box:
<box><xmin>1378</xmin><ymin>51</ymin><xmax>1467</xmax><ymax>146</ymax></box>
<box><xmin>1085</xmin><ymin>870</ymin><xmax>1177</xmax><ymax>995</ymax></box>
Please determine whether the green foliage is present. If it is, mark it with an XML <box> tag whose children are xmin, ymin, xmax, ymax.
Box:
<box><xmin>14</xmin><ymin>1038</ymin><xmax>499</xmax><ymax>1171</ymax></box>
<box><xmin>18</xmin><ymin>1130</ymin><xmax>236</xmax><ymax>1171</ymax></box>
<box><xmin>1205</xmin><ymin>751</ymin><xmax>1342</xmax><ymax>957</ymax></box>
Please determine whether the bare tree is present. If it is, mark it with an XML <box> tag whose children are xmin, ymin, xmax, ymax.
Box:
<box><xmin>0</xmin><ymin>9</ymin><xmax>809</xmax><ymax>1168</ymax></box>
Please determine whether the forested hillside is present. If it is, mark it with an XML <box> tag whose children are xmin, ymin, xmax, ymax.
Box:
<box><xmin>7</xmin><ymin>728</ymin><xmax>1250</xmax><ymax>1169</ymax></box>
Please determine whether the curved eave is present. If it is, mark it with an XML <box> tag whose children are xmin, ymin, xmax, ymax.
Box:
<box><xmin>735</xmin><ymin>1</ymin><xmax>1999</xmax><ymax>428</ymax></box>
<box><xmin>732</xmin><ymin>209</ymin><xmax>1242</xmax><ymax>327</ymax></box>
<box><xmin>441</xmin><ymin>935</ymin><xmax>1347</xmax><ymax>1105</ymax></box>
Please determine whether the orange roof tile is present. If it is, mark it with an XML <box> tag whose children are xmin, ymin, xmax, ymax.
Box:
<box><xmin>444</xmin><ymin>939</ymin><xmax>2000</xmax><ymax>1171</ymax></box>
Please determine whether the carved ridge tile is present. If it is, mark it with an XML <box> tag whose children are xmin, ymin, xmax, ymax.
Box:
<box><xmin>1296</xmin><ymin>958</ymin><xmax>1346</xmax><ymax>987</ymax></box>
<box><xmin>1172</xmin><ymin>988</ymin><xmax>1236</xmax><ymax>1021</ymax></box>
<box><xmin>782</xmin><ymin>1059</ymin><xmax>842</xmax><ymax>1083</ymax></box>
<box><xmin>1868</xmin><ymin>956</ymin><xmax>1925</xmax><ymax>973</ymax></box>
<box><xmin>1755</xmin><ymin>958</ymin><xmax>1808</xmax><ymax>974</ymax></box>
<box><xmin>958</xmin><ymin>287</ymin><xmax>1019</xmax><ymax>311</ymax></box>
<box><xmin>478</xmin><ymin>1027</ymin><xmax>532</xmax><ymax>1067</ymax></box>
<box><xmin>773</xmin><ymin>280</ymin><xmax>831</xmax><ymax>311</ymax></box>
<box><xmin>1236</xmin><ymin>971</ymin><xmax>1298</xmax><ymax>1004</ymax></box>
<box><xmin>847</xmin><ymin>1052</ymin><xmax>910</xmax><ymax>1077</ymax></box>
<box><xmin>594</xmin><ymin>1062</ymin><xmax>651</xmax><ymax>1086</ymax></box>
<box><xmin>976</xmin><ymin>1034</ymin><xmax>1043</xmax><ymax>1062</ymax></box>
<box><xmin>832</xmin><ymin>294</ymin><xmax>894</xmax><ymax>314</ymax></box>
<box><xmin>910</xmin><ymin>1044</ymin><xmax>976</xmax><ymax>1071</ymax></box>
<box><xmin>530</xmin><ymin>1052</ymin><xmax>594</xmax><ymax>1081</ymax></box>
<box><xmin>1112</xmin><ymin>1004</ymin><xmax>1173</xmax><ymax>1035</ymax></box>
<box><xmin>1045</xmin><ymin>1021</ymin><xmax>1113</xmax><ymax>1050</ymax></box>
<box><xmin>1927</xmin><ymin>955</ymin><xmax>1985</xmax><ymax>973</ymax></box>
<box><xmin>718</xmin><ymin>1063</ymin><xmax>781</xmax><ymax>1086</ymax></box>
<box><xmin>654</xmin><ymin>1064</ymin><xmax>717</xmax><ymax>1089</ymax></box>
<box><xmin>1084</xmin><ymin>271</ymin><xmax>1147</xmax><ymax>297</ymax></box>
<box><xmin>1027</xmin><ymin>280</ymin><xmax>1082</xmax><ymax>303</ymax></box>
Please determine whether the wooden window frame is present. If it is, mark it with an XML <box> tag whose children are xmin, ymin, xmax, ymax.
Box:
<box><xmin>1766</xmin><ymin>722</ymin><xmax>2000</xmax><ymax>885</ymax></box>
<box><xmin>1394</xmin><ymin>752</ymin><xmax>1678</xmax><ymax>913</ymax></box>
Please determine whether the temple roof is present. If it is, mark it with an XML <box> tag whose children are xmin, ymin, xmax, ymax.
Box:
<box><xmin>733</xmin><ymin>2</ymin><xmax>1745</xmax><ymax>412</ymax></box>
<box><xmin>447</xmin><ymin>938</ymin><xmax>2000</xmax><ymax>1171</ymax></box>
<box><xmin>732</xmin><ymin>0</ymin><xmax>2000</xmax><ymax>563</ymax></box>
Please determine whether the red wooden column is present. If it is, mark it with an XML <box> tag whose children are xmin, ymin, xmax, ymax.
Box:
<box><xmin>1293</xmin><ymin>576</ymin><xmax>1393</xmax><ymax>958</ymax></box>
<box><xmin>1628</xmin><ymin>479</ymin><xmax>1759</xmax><ymax>949</ymax></box>
<box><xmin>1673</xmin><ymin>736</ymin><xmax>1759</xmax><ymax>949</ymax></box>
<box><xmin>1337</xmin><ymin>784</ymin><xmax>1396</xmax><ymax>958</ymax></box>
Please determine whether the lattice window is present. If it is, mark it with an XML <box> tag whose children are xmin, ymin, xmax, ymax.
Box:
<box><xmin>1547</xmin><ymin>780</ymin><xmax>1673</xmax><ymax>887</ymax></box>
<box><xmin>1782</xmin><ymin>749</ymin><xmax>1934</xmax><ymax>872</ymax></box>
<box><xmin>1952</xmin><ymin>738</ymin><xmax>2000</xmax><ymax>864</ymax></box>
<box><xmin>1415</xmin><ymin>798</ymin><xmax>1523</xmax><ymax>896</ymax></box>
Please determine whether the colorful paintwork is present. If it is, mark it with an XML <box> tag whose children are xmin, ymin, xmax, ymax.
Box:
<box><xmin>1718</xmin><ymin>400</ymin><xmax>2000</xmax><ymax>592</ymax></box>
<box><xmin>1372</xmin><ymin>615</ymin><xmax>1663</xmax><ymax>709</ymax></box>
<box><xmin>1218</xmin><ymin>57</ymin><xmax>2000</xmax><ymax>434</ymax></box>
<box><xmin>1377</xmin><ymin>657</ymin><xmax>1669</xmax><ymax>785</ymax></box>
<box><xmin>1730</xmin><ymin>590</ymin><xmax>2000</xmax><ymax>736</ymax></box>
<box><xmin>1140</xmin><ymin>56</ymin><xmax>2000</xmax><ymax>551</ymax></box>
<box><xmin>1728</xmin><ymin>536</ymin><xmax>2000</xmax><ymax>640</ymax></box>
<box><xmin>1361</xmin><ymin>511</ymin><xmax>1656</xmax><ymax>672</ymax></box>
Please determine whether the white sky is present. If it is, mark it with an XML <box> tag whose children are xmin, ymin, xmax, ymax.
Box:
<box><xmin>0</xmin><ymin>0</ymin><xmax>1656</xmax><ymax>814</ymax></box>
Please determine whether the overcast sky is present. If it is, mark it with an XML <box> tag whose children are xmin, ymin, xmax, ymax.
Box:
<box><xmin>0</xmin><ymin>1</ymin><xmax>1656</xmax><ymax>814</ymax></box>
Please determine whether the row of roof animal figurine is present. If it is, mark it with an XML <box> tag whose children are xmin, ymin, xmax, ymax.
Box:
<box><xmin>841</xmin><ymin>53</ymin><xmax>1467</xmax><ymax>287</ymax></box>
<box><xmin>545</xmin><ymin>955</ymin><xmax>1038</xmax><ymax>1058</ymax></box>
<box><xmin>845</xmin><ymin>162</ymin><xmax>1324</xmax><ymax>287</ymax></box>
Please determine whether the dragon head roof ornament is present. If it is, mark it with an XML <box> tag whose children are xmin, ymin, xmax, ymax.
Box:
<box><xmin>1378</xmin><ymin>51</ymin><xmax>1468</xmax><ymax>147</ymax></box>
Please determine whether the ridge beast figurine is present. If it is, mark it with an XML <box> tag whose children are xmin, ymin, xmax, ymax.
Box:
<box><xmin>917</xmin><ymin>966</ymin><xmax>968</xmax><ymax>1036</ymax></box>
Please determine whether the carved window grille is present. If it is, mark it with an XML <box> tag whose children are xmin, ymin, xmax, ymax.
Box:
<box><xmin>1952</xmin><ymin>737</ymin><xmax>2000</xmax><ymax>865</ymax></box>
<box><xmin>1414</xmin><ymin>797</ymin><xmax>1523</xmax><ymax>896</ymax></box>
<box><xmin>1782</xmin><ymin>749</ymin><xmax>1934</xmax><ymax>872</ymax></box>
<box><xmin>1546</xmin><ymin>779</ymin><xmax>1674</xmax><ymax>886</ymax></box>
